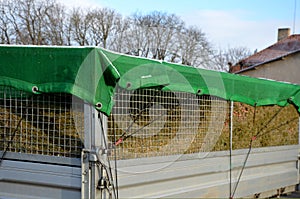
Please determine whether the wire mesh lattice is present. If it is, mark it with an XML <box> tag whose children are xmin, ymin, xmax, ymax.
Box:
<box><xmin>108</xmin><ymin>87</ymin><xmax>228</xmax><ymax>160</ymax></box>
<box><xmin>0</xmin><ymin>86</ymin><xmax>84</xmax><ymax>158</ymax></box>
<box><xmin>215</xmin><ymin>102</ymin><xmax>299</xmax><ymax>151</ymax></box>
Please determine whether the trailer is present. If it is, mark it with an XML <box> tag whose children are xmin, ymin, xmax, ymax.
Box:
<box><xmin>0</xmin><ymin>45</ymin><xmax>300</xmax><ymax>198</ymax></box>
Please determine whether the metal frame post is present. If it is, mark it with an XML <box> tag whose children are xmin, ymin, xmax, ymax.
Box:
<box><xmin>82</xmin><ymin>102</ymin><xmax>93</xmax><ymax>199</ymax></box>
<box><xmin>229</xmin><ymin>101</ymin><xmax>234</xmax><ymax>197</ymax></box>
<box><xmin>82</xmin><ymin>102</ymin><xmax>108</xmax><ymax>199</ymax></box>
<box><xmin>298</xmin><ymin>117</ymin><xmax>300</xmax><ymax>190</ymax></box>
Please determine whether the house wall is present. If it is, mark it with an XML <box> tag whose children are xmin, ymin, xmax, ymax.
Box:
<box><xmin>240</xmin><ymin>52</ymin><xmax>300</xmax><ymax>85</ymax></box>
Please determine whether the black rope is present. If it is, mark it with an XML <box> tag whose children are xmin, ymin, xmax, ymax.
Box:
<box><xmin>262</xmin><ymin>117</ymin><xmax>298</xmax><ymax>136</ymax></box>
<box><xmin>98</xmin><ymin>113</ymin><xmax>118</xmax><ymax>199</ymax></box>
<box><xmin>0</xmin><ymin>88</ymin><xmax>31</xmax><ymax>166</ymax></box>
<box><xmin>230</xmin><ymin>105</ymin><xmax>257</xmax><ymax>198</ymax></box>
<box><xmin>230</xmin><ymin>105</ymin><xmax>287</xmax><ymax>198</ymax></box>
<box><xmin>116</xmin><ymin>111</ymin><xmax>168</xmax><ymax>145</ymax></box>
<box><xmin>253</xmin><ymin>106</ymin><xmax>284</xmax><ymax>139</ymax></box>
<box><xmin>95</xmin><ymin>161</ymin><xmax>114</xmax><ymax>198</ymax></box>
<box><xmin>114</xmin><ymin>89</ymin><xmax>160</xmax><ymax>146</ymax></box>
<box><xmin>0</xmin><ymin>116</ymin><xmax>23</xmax><ymax>167</ymax></box>
<box><xmin>112</xmin><ymin>115</ymin><xmax>119</xmax><ymax>199</ymax></box>
<box><xmin>230</xmin><ymin>140</ymin><xmax>253</xmax><ymax>198</ymax></box>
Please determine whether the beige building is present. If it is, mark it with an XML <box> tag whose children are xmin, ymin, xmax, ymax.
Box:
<box><xmin>230</xmin><ymin>28</ymin><xmax>300</xmax><ymax>85</ymax></box>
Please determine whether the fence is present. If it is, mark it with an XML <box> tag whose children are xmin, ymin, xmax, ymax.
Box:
<box><xmin>0</xmin><ymin>85</ymin><xmax>299</xmax><ymax>198</ymax></box>
<box><xmin>0</xmin><ymin>86</ymin><xmax>84</xmax><ymax>157</ymax></box>
<box><xmin>108</xmin><ymin>87</ymin><xmax>299</xmax><ymax>159</ymax></box>
<box><xmin>0</xmin><ymin>86</ymin><xmax>83</xmax><ymax>198</ymax></box>
<box><xmin>108</xmin><ymin>87</ymin><xmax>228</xmax><ymax>160</ymax></box>
<box><xmin>106</xmin><ymin>86</ymin><xmax>299</xmax><ymax>198</ymax></box>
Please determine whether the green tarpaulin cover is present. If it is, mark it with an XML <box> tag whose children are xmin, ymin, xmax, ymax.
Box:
<box><xmin>1</xmin><ymin>45</ymin><xmax>300</xmax><ymax>115</ymax></box>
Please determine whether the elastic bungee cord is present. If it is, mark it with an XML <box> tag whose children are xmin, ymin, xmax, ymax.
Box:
<box><xmin>230</xmin><ymin>105</ymin><xmax>288</xmax><ymax>199</ymax></box>
<box><xmin>114</xmin><ymin>90</ymin><xmax>160</xmax><ymax>146</ymax></box>
<box><xmin>0</xmin><ymin>117</ymin><xmax>23</xmax><ymax>167</ymax></box>
<box><xmin>98</xmin><ymin>112</ymin><xmax>119</xmax><ymax>199</ymax></box>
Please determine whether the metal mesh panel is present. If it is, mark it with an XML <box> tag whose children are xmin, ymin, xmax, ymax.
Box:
<box><xmin>215</xmin><ymin>102</ymin><xmax>299</xmax><ymax>151</ymax></box>
<box><xmin>0</xmin><ymin>86</ymin><xmax>84</xmax><ymax>158</ymax></box>
<box><xmin>108</xmin><ymin>87</ymin><xmax>228</xmax><ymax>159</ymax></box>
<box><xmin>107</xmin><ymin>87</ymin><xmax>299</xmax><ymax>160</ymax></box>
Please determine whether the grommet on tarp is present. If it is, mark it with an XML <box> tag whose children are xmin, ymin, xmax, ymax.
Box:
<box><xmin>126</xmin><ymin>82</ymin><xmax>132</xmax><ymax>89</ymax></box>
<box><xmin>32</xmin><ymin>86</ymin><xmax>39</xmax><ymax>93</ymax></box>
<box><xmin>96</xmin><ymin>102</ymin><xmax>102</xmax><ymax>109</ymax></box>
<box><xmin>197</xmin><ymin>89</ymin><xmax>202</xmax><ymax>95</ymax></box>
<box><xmin>287</xmin><ymin>97</ymin><xmax>294</xmax><ymax>104</ymax></box>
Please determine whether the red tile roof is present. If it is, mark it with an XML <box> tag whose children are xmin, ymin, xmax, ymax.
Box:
<box><xmin>232</xmin><ymin>34</ymin><xmax>300</xmax><ymax>73</ymax></box>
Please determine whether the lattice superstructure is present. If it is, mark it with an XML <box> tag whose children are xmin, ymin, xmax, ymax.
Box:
<box><xmin>0</xmin><ymin>86</ymin><xmax>84</xmax><ymax>158</ymax></box>
<box><xmin>108</xmin><ymin>87</ymin><xmax>228</xmax><ymax>159</ymax></box>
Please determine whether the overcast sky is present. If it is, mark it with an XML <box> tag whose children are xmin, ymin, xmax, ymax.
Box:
<box><xmin>58</xmin><ymin>0</ymin><xmax>299</xmax><ymax>51</ymax></box>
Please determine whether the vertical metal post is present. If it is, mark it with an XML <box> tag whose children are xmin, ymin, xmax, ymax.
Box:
<box><xmin>82</xmin><ymin>102</ymin><xmax>92</xmax><ymax>199</ymax></box>
<box><xmin>90</xmin><ymin>107</ymin><xmax>98</xmax><ymax>199</ymax></box>
<box><xmin>82</xmin><ymin>102</ymin><xmax>107</xmax><ymax>199</ymax></box>
<box><xmin>229</xmin><ymin>101</ymin><xmax>234</xmax><ymax>197</ymax></box>
<box><xmin>298</xmin><ymin>117</ymin><xmax>300</xmax><ymax>146</ymax></box>
<box><xmin>298</xmin><ymin>117</ymin><xmax>300</xmax><ymax>190</ymax></box>
<box><xmin>98</xmin><ymin>113</ymin><xmax>109</xmax><ymax>199</ymax></box>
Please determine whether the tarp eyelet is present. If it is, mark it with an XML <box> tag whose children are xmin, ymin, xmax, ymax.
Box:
<box><xmin>126</xmin><ymin>82</ymin><xmax>132</xmax><ymax>89</ymax></box>
<box><xmin>288</xmin><ymin>97</ymin><xmax>294</xmax><ymax>103</ymax></box>
<box><xmin>96</xmin><ymin>102</ymin><xmax>102</xmax><ymax>109</ymax></box>
<box><xmin>32</xmin><ymin>86</ymin><xmax>39</xmax><ymax>93</ymax></box>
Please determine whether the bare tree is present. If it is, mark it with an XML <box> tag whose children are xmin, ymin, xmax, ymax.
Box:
<box><xmin>121</xmin><ymin>11</ymin><xmax>216</xmax><ymax>69</ymax></box>
<box><xmin>0</xmin><ymin>0</ymin><xmax>22</xmax><ymax>44</ymax></box>
<box><xmin>69</xmin><ymin>8</ymin><xmax>92</xmax><ymax>46</ymax></box>
<box><xmin>0</xmin><ymin>0</ymin><xmax>67</xmax><ymax>45</ymax></box>
<box><xmin>175</xmin><ymin>26</ymin><xmax>214</xmax><ymax>68</ymax></box>
<box><xmin>42</xmin><ymin>1</ymin><xmax>68</xmax><ymax>45</ymax></box>
<box><xmin>14</xmin><ymin>0</ymin><xmax>50</xmax><ymax>44</ymax></box>
<box><xmin>124</xmin><ymin>11</ymin><xmax>184</xmax><ymax>61</ymax></box>
<box><xmin>87</xmin><ymin>8</ymin><xmax>125</xmax><ymax>48</ymax></box>
<box><xmin>146</xmin><ymin>11</ymin><xmax>184</xmax><ymax>60</ymax></box>
<box><xmin>122</xmin><ymin>13</ymin><xmax>153</xmax><ymax>57</ymax></box>
<box><xmin>0</xmin><ymin>1</ymin><xmax>11</xmax><ymax>44</ymax></box>
<box><xmin>212</xmin><ymin>46</ymin><xmax>252</xmax><ymax>71</ymax></box>
<box><xmin>109</xmin><ymin>16</ymin><xmax>130</xmax><ymax>52</ymax></box>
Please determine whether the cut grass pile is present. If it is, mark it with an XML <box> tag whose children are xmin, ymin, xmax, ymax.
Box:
<box><xmin>1</xmin><ymin>88</ymin><xmax>298</xmax><ymax>160</ymax></box>
<box><xmin>214</xmin><ymin>102</ymin><xmax>299</xmax><ymax>151</ymax></box>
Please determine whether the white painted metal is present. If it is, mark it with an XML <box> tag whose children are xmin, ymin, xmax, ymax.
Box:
<box><xmin>1</xmin><ymin>145</ymin><xmax>297</xmax><ymax>198</ymax></box>
<box><xmin>114</xmin><ymin>145</ymin><xmax>299</xmax><ymax>198</ymax></box>
<box><xmin>81</xmin><ymin>104</ymin><xmax>108</xmax><ymax>199</ymax></box>
<box><xmin>229</xmin><ymin>101</ymin><xmax>234</xmax><ymax>197</ymax></box>
<box><xmin>0</xmin><ymin>154</ymin><xmax>81</xmax><ymax>199</ymax></box>
<box><xmin>0</xmin><ymin>87</ymin><xmax>84</xmax><ymax>199</ymax></box>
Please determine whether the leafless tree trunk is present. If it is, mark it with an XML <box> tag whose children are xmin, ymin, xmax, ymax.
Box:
<box><xmin>124</xmin><ymin>11</ymin><xmax>184</xmax><ymax>62</ymax></box>
<box><xmin>14</xmin><ymin>0</ymin><xmax>48</xmax><ymax>44</ymax></box>
<box><xmin>0</xmin><ymin>0</ymin><xmax>67</xmax><ymax>45</ymax></box>
<box><xmin>0</xmin><ymin>1</ymin><xmax>12</xmax><ymax>44</ymax></box>
<box><xmin>109</xmin><ymin>17</ymin><xmax>130</xmax><ymax>52</ymax></box>
<box><xmin>176</xmin><ymin>26</ymin><xmax>214</xmax><ymax>67</ymax></box>
<box><xmin>69</xmin><ymin>8</ymin><xmax>91</xmax><ymax>46</ymax></box>
<box><xmin>43</xmin><ymin>1</ymin><xmax>68</xmax><ymax>45</ymax></box>
<box><xmin>88</xmin><ymin>8</ymin><xmax>125</xmax><ymax>48</ymax></box>
<box><xmin>212</xmin><ymin>46</ymin><xmax>252</xmax><ymax>71</ymax></box>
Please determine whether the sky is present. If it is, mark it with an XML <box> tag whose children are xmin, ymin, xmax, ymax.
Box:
<box><xmin>58</xmin><ymin>0</ymin><xmax>299</xmax><ymax>52</ymax></box>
